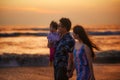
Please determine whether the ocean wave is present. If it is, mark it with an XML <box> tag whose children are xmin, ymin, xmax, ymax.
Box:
<box><xmin>0</xmin><ymin>50</ymin><xmax>120</xmax><ymax>67</ymax></box>
<box><xmin>0</xmin><ymin>28</ymin><xmax>49</xmax><ymax>31</ymax></box>
<box><xmin>0</xmin><ymin>53</ymin><xmax>49</xmax><ymax>67</ymax></box>
<box><xmin>0</xmin><ymin>32</ymin><xmax>48</xmax><ymax>37</ymax></box>
<box><xmin>88</xmin><ymin>31</ymin><xmax>120</xmax><ymax>35</ymax></box>
<box><xmin>0</xmin><ymin>31</ymin><xmax>120</xmax><ymax>37</ymax></box>
<box><xmin>12</xmin><ymin>28</ymin><xmax>49</xmax><ymax>31</ymax></box>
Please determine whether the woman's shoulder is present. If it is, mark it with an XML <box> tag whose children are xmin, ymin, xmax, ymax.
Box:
<box><xmin>83</xmin><ymin>44</ymin><xmax>88</xmax><ymax>49</ymax></box>
<box><xmin>74</xmin><ymin>42</ymin><xmax>83</xmax><ymax>50</ymax></box>
<box><xmin>83</xmin><ymin>44</ymin><xmax>91</xmax><ymax>52</ymax></box>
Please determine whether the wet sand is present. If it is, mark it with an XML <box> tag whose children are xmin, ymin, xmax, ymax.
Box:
<box><xmin>0</xmin><ymin>64</ymin><xmax>120</xmax><ymax>80</ymax></box>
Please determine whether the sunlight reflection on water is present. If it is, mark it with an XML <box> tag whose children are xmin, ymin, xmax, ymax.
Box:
<box><xmin>0</xmin><ymin>25</ymin><xmax>120</xmax><ymax>54</ymax></box>
<box><xmin>0</xmin><ymin>35</ymin><xmax>120</xmax><ymax>54</ymax></box>
<box><xmin>0</xmin><ymin>36</ymin><xmax>49</xmax><ymax>54</ymax></box>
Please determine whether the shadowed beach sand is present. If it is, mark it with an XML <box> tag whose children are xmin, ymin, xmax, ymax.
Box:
<box><xmin>0</xmin><ymin>50</ymin><xmax>120</xmax><ymax>80</ymax></box>
<box><xmin>0</xmin><ymin>64</ymin><xmax>120</xmax><ymax>80</ymax></box>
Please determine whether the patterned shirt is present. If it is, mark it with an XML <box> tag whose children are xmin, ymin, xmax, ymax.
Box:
<box><xmin>54</xmin><ymin>33</ymin><xmax>75</xmax><ymax>67</ymax></box>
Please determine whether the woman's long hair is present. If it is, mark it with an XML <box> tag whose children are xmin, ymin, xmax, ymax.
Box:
<box><xmin>73</xmin><ymin>25</ymin><xmax>99</xmax><ymax>58</ymax></box>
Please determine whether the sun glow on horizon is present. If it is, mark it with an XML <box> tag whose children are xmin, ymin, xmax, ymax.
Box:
<box><xmin>0</xmin><ymin>0</ymin><xmax>120</xmax><ymax>26</ymax></box>
<box><xmin>0</xmin><ymin>7</ymin><xmax>63</xmax><ymax>14</ymax></box>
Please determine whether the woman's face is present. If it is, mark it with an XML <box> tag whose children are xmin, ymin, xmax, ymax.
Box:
<box><xmin>73</xmin><ymin>32</ymin><xmax>79</xmax><ymax>39</ymax></box>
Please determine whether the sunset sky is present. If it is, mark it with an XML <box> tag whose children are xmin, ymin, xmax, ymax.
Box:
<box><xmin>0</xmin><ymin>0</ymin><xmax>120</xmax><ymax>26</ymax></box>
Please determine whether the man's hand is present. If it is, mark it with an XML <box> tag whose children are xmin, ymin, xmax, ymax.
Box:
<box><xmin>47</xmin><ymin>41</ymin><xmax>53</xmax><ymax>48</ymax></box>
<box><xmin>67</xmin><ymin>71</ymin><xmax>73</xmax><ymax>78</ymax></box>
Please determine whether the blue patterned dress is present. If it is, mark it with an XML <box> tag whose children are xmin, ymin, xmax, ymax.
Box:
<box><xmin>73</xmin><ymin>45</ymin><xmax>92</xmax><ymax>80</ymax></box>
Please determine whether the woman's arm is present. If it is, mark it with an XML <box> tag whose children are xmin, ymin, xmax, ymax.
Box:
<box><xmin>84</xmin><ymin>45</ymin><xmax>94</xmax><ymax>79</ymax></box>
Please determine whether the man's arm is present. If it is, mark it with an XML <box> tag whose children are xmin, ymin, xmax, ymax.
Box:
<box><xmin>47</xmin><ymin>40</ymin><xmax>53</xmax><ymax>48</ymax></box>
<box><xmin>67</xmin><ymin>53</ymin><xmax>74</xmax><ymax>78</ymax></box>
<box><xmin>67</xmin><ymin>53</ymin><xmax>73</xmax><ymax>70</ymax></box>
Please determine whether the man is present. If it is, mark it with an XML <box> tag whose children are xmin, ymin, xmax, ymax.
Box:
<box><xmin>54</xmin><ymin>17</ymin><xmax>75</xmax><ymax>80</ymax></box>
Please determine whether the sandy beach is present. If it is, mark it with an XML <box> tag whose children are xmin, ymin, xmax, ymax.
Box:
<box><xmin>0</xmin><ymin>64</ymin><xmax>120</xmax><ymax>80</ymax></box>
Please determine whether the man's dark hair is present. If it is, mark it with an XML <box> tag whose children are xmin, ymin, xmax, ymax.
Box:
<box><xmin>59</xmin><ymin>17</ymin><xmax>71</xmax><ymax>31</ymax></box>
<box><xmin>50</xmin><ymin>21</ymin><xmax>58</xmax><ymax>30</ymax></box>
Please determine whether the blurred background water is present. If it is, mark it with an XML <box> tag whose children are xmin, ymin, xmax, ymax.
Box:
<box><xmin>0</xmin><ymin>25</ymin><xmax>120</xmax><ymax>55</ymax></box>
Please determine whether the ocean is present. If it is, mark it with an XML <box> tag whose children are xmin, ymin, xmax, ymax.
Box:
<box><xmin>0</xmin><ymin>25</ymin><xmax>120</xmax><ymax>55</ymax></box>
<box><xmin>0</xmin><ymin>25</ymin><xmax>120</xmax><ymax>80</ymax></box>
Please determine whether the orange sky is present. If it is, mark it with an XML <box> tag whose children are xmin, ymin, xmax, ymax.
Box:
<box><xmin>0</xmin><ymin>0</ymin><xmax>120</xmax><ymax>26</ymax></box>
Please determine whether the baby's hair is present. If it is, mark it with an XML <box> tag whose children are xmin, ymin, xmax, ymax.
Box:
<box><xmin>50</xmin><ymin>21</ymin><xmax>58</xmax><ymax>30</ymax></box>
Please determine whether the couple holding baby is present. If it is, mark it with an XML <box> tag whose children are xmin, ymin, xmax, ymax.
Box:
<box><xmin>47</xmin><ymin>17</ymin><xmax>99</xmax><ymax>80</ymax></box>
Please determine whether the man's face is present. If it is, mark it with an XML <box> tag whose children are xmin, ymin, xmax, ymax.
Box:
<box><xmin>58</xmin><ymin>23</ymin><xmax>65</xmax><ymax>34</ymax></box>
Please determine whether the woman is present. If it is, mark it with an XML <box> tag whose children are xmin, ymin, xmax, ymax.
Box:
<box><xmin>71</xmin><ymin>25</ymin><xmax>99</xmax><ymax>80</ymax></box>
